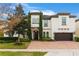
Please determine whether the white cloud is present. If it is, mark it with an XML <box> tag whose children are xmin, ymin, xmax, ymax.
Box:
<box><xmin>21</xmin><ymin>4</ymin><xmax>39</xmax><ymax>12</ymax></box>
<box><xmin>21</xmin><ymin>4</ymin><xmax>56</xmax><ymax>15</ymax></box>
<box><xmin>29</xmin><ymin>10</ymin><xmax>40</xmax><ymax>12</ymax></box>
<box><xmin>41</xmin><ymin>10</ymin><xmax>56</xmax><ymax>15</ymax></box>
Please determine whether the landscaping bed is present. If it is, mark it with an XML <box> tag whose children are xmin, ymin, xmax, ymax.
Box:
<box><xmin>41</xmin><ymin>37</ymin><xmax>54</xmax><ymax>41</ymax></box>
<box><xmin>0</xmin><ymin>51</ymin><xmax>47</xmax><ymax>56</ymax></box>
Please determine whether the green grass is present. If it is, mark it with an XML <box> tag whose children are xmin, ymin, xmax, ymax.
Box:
<box><xmin>0</xmin><ymin>42</ymin><xmax>30</xmax><ymax>49</ymax></box>
<box><xmin>0</xmin><ymin>51</ymin><xmax>47</xmax><ymax>56</ymax></box>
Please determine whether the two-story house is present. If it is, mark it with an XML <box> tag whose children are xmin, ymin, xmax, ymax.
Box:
<box><xmin>4</xmin><ymin>11</ymin><xmax>77</xmax><ymax>41</ymax></box>
<box><xmin>29</xmin><ymin>11</ymin><xmax>76</xmax><ymax>41</ymax></box>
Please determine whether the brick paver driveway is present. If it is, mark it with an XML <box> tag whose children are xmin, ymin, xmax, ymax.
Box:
<box><xmin>27</xmin><ymin>41</ymin><xmax>79</xmax><ymax>49</ymax></box>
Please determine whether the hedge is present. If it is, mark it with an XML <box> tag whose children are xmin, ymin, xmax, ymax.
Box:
<box><xmin>0</xmin><ymin>37</ymin><xmax>17</xmax><ymax>43</ymax></box>
<box><xmin>41</xmin><ymin>37</ymin><xmax>53</xmax><ymax>41</ymax></box>
<box><xmin>20</xmin><ymin>38</ymin><xmax>31</xmax><ymax>42</ymax></box>
<box><xmin>0</xmin><ymin>37</ymin><xmax>31</xmax><ymax>43</ymax></box>
<box><xmin>75</xmin><ymin>37</ymin><xmax>79</xmax><ymax>42</ymax></box>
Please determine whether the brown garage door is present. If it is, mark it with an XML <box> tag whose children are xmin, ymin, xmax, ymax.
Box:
<box><xmin>55</xmin><ymin>33</ymin><xmax>73</xmax><ymax>41</ymax></box>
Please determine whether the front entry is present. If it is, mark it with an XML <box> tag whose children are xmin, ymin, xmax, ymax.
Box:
<box><xmin>33</xmin><ymin>31</ymin><xmax>38</xmax><ymax>40</ymax></box>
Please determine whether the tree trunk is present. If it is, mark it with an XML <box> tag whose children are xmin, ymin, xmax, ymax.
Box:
<box><xmin>17</xmin><ymin>34</ymin><xmax>20</xmax><ymax>43</ymax></box>
<box><xmin>15</xmin><ymin>34</ymin><xmax>21</xmax><ymax>45</ymax></box>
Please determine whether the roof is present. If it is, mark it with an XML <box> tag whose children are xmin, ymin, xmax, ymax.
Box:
<box><xmin>43</xmin><ymin>15</ymin><xmax>51</xmax><ymax>20</ymax></box>
<box><xmin>51</xmin><ymin>15</ymin><xmax>58</xmax><ymax>18</ymax></box>
<box><xmin>0</xmin><ymin>20</ymin><xmax>8</xmax><ymax>25</ymax></box>
<box><xmin>51</xmin><ymin>13</ymin><xmax>76</xmax><ymax>18</ymax></box>
<box><xmin>57</xmin><ymin>13</ymin><xmax>70</xmax><ymax>15</ymax></box>
<box><xmin>29</xmin><ymin>10</ymin><xmax>42</xmax><ymax>15</ymax></box>
<box><xmin>69</xmin><ymin>15</ymin><xmax>76</xmax><ymax>18</ymax></box>
<box><xmin>29</xmin><ymin>12</ymin><xmax>42</xmax><ymax>15</ymax></box>
<box><xmin>28</xmin><ymin>12</ymin><xmax>76</xmax><ymax>19</ymax></box>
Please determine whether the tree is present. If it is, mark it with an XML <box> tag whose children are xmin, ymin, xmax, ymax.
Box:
<box><xmin>6</xmin><ymin>4</ymin><xmax>28</xmax><ymax>44</ymax></box>
<box><xmin>12</xmin><ymin>4</ymin><xmax>26</xmax><ymax>44</ymax></box>
<box><xmin>15</xmin><ymin>4</ymin><xmax>25</xmax><ymax>16</ymax></box>
<box><xmin>13</xmin><ymin>18</ymin><xmax>28</xmax><ymax>44</ymax></box>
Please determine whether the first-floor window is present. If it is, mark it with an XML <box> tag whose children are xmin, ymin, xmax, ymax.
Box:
<box><xmin>43</xmin><ymin>32</ymin><xmax>49</xmax><ymax>38</ymax></box>
<box><xmin>43</xmin><ymin>32</ymin><xmax>45</xmax><ymax>37</ymax></box>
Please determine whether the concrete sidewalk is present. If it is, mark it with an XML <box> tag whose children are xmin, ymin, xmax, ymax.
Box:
<box><xmin>0</xmin><ymin>49</ymin><xmax>79</xmax><ymax>56</ymax></box>
<box><xmin>45</xmin><ymin>49</ymin><xmax>79</xmax><ymax>56</ymax></box>
<box><xmin>0</xmin><ymin>49</ymin><xmax>78</xmax><ymax>52</ymax></box>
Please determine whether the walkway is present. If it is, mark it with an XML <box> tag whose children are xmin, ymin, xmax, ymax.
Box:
<box><xmin>27</xmin><ymin>41</ymin><xmax>79</xmax><ymax>49</ymax></box>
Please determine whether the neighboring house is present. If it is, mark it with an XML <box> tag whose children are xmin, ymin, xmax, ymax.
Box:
<box><xmin>75</xmin><ymin>19</ymin><xmax>79</xmax><ymax>37</ymax></box>
<box><xmin>3</xmin><ymin>17</ymin><xmax>19</xmax><ymax>37</ymax></box>
<box><xmin>0</xmin><ymin>20</ymin><xmax>8</xmax><ymax>37</ymax></box>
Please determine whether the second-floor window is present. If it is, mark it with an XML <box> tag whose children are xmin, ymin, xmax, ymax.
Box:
<box><xmin>62</xmin><ymin>17</ymin><xmax>66</xmax><ymax>25</ymax></box>
<box><xmin>31</xmin><ymin>16</ymin><xmax>39</xmax><ymax>24</ymax></box>
<box><xmin>32</xmin><ymin>18</ymin><xmax>39</xmax><ymax>24</ymax></box>
<box><xmin>44</xmin><ymin>20</ymin><xmax>48</xmax><ymax>27</ymax></box>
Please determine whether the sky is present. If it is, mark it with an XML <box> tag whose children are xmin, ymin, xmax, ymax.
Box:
<box><xmin>25</xmin><ymin>3</ymin><xmax>79</xmax><ymax>13</ymax></box>
<box><xmin>0</xmin><ymin>3</ymin><xmax>79</xmax><ymax>20</ymax></box>
<box><xmin>21</xmin><ymin>3</ymin><xmax>79</xmax><ymax>18</ymax></box>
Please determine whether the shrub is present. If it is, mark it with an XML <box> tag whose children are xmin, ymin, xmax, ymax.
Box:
<box><xmin>20</xmin><ymin>38</ymin><xmax>31</xmax><ymax>42</ymax></box>
<box><xmin>0</xmin><ymin>37</ymin><xmax>31</xmax><ymax>43</ymax></box>
<box><xmin>0</xmin><ymin>37</ymin><xmax>17</xmax><ymax>43</ymax></box>
<box><xmin>75</xmin><ymin>37</ymin><xmax>79</xmax><ymax>42</ymax></box>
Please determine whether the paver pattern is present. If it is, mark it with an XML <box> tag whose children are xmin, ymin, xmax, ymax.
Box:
<box><xmin>27</xmin><ymin>41</ymin><xmax>79</xmax><ymax>49</ymax></box>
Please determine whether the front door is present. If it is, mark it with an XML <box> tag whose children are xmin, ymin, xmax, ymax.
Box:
<box><xmin>33</xmin><ymin>31</ymin><xmax>38</xmax><ymax>40</ymax></box>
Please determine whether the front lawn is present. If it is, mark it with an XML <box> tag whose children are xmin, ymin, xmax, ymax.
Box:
<box><xmin>0</xmin><ymin>42</ymin><xmax>30</xmax><ymax>49</ymax></box>
<box><xmin>0</xmin><ymin>51</ymin><xmax>47</xmax><ymax>56</ymax></box>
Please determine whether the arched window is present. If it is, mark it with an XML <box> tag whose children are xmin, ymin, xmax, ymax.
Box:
<box><xmin>43</xmin><ymin>32</ymin><xmax>45</xmax><ymax>38</ymax></box>
<box><xmin>47</xmin><ymin>32</ymin><xmax>49</xmax><ymax>38</ymax></box>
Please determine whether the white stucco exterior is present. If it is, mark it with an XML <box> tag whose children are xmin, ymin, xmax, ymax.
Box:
<box><xmin>51</xmin><ymin>16</ymin><xmax>76</xmax><ymax>33</ymax></box>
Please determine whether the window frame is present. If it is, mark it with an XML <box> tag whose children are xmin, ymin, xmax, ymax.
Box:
<box><xmin>31</xmin><ymin>16</ymin><xmax>39</xmax><ymax>24</ymax></box>
<box><xmin>62</xmin><ymin>17</ymin><xmax>67</xmax><ymax>25</ymax></box>
<box><xmin>43</xmin><ymin>20</ymin><xmax>48</xmax><ymax>27</ymax></box>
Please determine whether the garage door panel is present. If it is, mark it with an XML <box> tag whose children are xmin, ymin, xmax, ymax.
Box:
<box><xmin>55</xmin><ymin>33</ymin><xmax>73</xmax><ymax>41</ymax></box>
